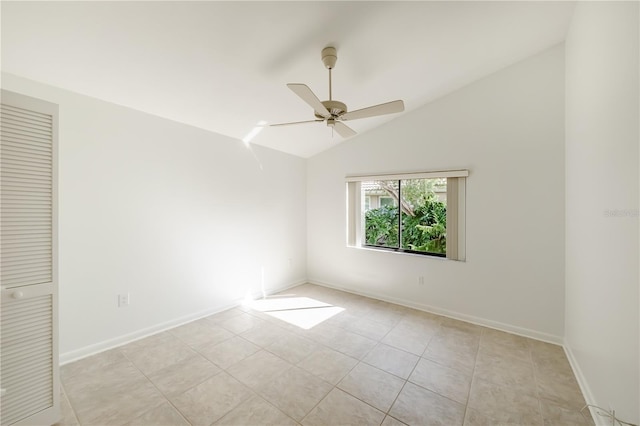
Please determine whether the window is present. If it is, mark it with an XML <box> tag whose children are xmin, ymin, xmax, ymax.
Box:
<box><xmin>347</xmin><ymin>170</ymin><xmax>467</xmax><ymax>260</ymax></box>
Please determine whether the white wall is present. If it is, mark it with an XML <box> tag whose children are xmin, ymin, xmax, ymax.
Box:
<box><xmin>307</xmin><ymin>45</ymin><xmax>566</xmax><ymax>341</ymax></box>
<box><xmin>564</xmin><ymin>2</ymin><xmax>639</xmax><ymax>424</ymax></box>
<box><xmin>2</xmin><ymin>74</ymin><xmax>308</xmax><ymax>363</ymax></box>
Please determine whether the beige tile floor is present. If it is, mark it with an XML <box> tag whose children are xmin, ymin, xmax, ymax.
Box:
<box><xmin>56</xmin><ymin>284</ymin><xmax>594</xmax><ymax>426</ymax></box>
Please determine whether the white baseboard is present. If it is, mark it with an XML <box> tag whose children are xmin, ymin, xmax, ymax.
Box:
<box><xmin>563</xmin><ymin>343</ymin><xmax>604</xmax><ymax>425</ymax></box>
<box><xmin>309</xmin><ymin>279</ymin><xmax>564</xmax><ymax>345</ymax></box>
<box><xmin>59</xmin><ymin>279</ymin><xmax>307</xmax><ymax>365</ymax></box>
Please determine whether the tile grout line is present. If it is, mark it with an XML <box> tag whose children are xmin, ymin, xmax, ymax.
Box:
<box><xmin>119</xmin><ymin>345</ymin><xmax>194</xmax><ymax>426</ymax></box>
<box><xmin>299</xmin><ymin>305</ymin><xmax>413</xmax><ymax>425</ymax></box>
<box><xmin>59</xmin><ymin>382</ymin><xmax>82</xmax><ymax>426</ymax></box>
<box><xmin>460</xmin><ymin>326</ymin><xmax>483</xmax><ymax>425</ymax></box>
<box><xmin>61</xmin><ymin>285</ymin><xmax>588</xmax><ymax>425</ymax></box>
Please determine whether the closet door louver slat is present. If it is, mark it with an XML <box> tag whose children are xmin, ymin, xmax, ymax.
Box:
<box><xmin>1</xmin><ymin>91</ymin><xmax>59</xmax><ymax>426</ymax></box>
<box><xmin>0</xmin><ymin>290</ymin><xmax>56</xmax><ymax>425</ymax></box>
<box><xmin>1</xmin><ymin>99</ymin><xmax>52</xmax><ymax>291</ymax></box>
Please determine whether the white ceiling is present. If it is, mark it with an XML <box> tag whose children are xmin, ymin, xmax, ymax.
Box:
<box><xmin>1</xmin><ymin>1</ymin><xmax>575</xmax><ymax>158</ymax></box>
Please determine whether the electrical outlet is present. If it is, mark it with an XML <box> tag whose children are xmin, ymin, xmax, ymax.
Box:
<box><xmin>118</xmin><ymin>293</ymin><xmax>130</xmax><ymax>308</ymax></box>
<box><xmin>418</xmin><ymin>276</ymin><xmax>425</xmax><ymax>285</ymax></box>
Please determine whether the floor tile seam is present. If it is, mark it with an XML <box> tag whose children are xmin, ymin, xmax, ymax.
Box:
<box><xmin>297</xmin><ymin>388</ymin><xmax>335</xmax><ymax>424</ymax></box>
<box><xmin>460</xmin><ymin>332</ymin><xmax>482</xmax><ymax>425</ymax></box>
<box><xmin>359</xmin><ymin>355</ymin><xmax>416</xmax><ymax>381</ymax></box>
<box><xmin>255</xmin><ymin>370</ymin><xmax>332</xmax><ymax>423</ymax></box>
<box><xmin>476</xmin><ymin>346</ymin><xmax>537</xmax><ymax>370</ymax></box>
<box><xmin>321</xmin><ymin>384</ymin><xmax>388</xmax><ymax>420</ymax></box>
<box><xmin>312</xmin><ymin>333</ymin><xmax>377</xmax><ymax>361</ymax></box>
<box><xmin>140</xmin><ymin>347</ymin><xmax>266</xmax><ymax>422</ymax></box>
<box><xmin>170</xmin><ymin>356</ymin><xmax>227</xmax><ymax>389</ymax></box>
<box><xmin>382</xmin><ymin>349</ymin><xmax>427</xmax><ymax>418</ymax></box>
<box><xmin>61</xmin><ymin>367</ymin><xmax>150</xmax><ymax>423</ymax></box>
<box><xmin>531</xmin><ymin>344</ymin><xmax>544</xmax><ymax>414</ymax></box>
<box><xmin>296</xmin><ymin>344</ymin><xmax>361</xmax><ymax>387</ymax></box>
<box><xmin>60</xmin><ymin>383</ymin><xmax>82</xmax><ymax>426</ymax></box>
<box><xmin>530</xmin><ymin>348</ymin><xmax>571</xmax><ymax>420</ymax></box>
<box><xmin>474</xmin><ymin>349</ymin><xmax>540</xmax><ymax>393</ymax></box>
<box><xmin>242</xmin><ymin>360</ymin><xmax>296</xmax><ymax>393</ymax></box>
<box><xmin>292</xmin><ymin>344</ymin><xmax>322</xmax><ymax>369</ymax></box>
<box><xmin>367</xmin><ymin>315</ymin><xmax>403</xmax><ymax>330</ymax></box>
<box><xmin>404</xmin><ymin>373</ymin><xmax>471</xmax><ymax>411</ymax></box>
<box><xmin>60</xmin><ymin>355</ymin><xmax>127</xmax><ymax>384</ymax></box>
<box><xmin>537</xmin><ymin>393</ymin><xmax>588</xmax><ymax>416</ymax></box>
<box><xmin>215</xmin><ymin>394</ymin><xmax>300</xmax><ymax>426</ymax></box>
<box><xmin>121</xmin><ymin>349</ymin><xmax>199</xmax><ymax>426</ymax></box>
<box><xmin>260</xmin><ymin>344</ymin><xmax>313</xmax><ymax>367</ymax></box>
<box><xmin>112</xmin><ymin>383</ymin><xmax>168</xmax><ymax>426</ymax></box>
<box><xmin>466</xmin><ymin>374</ymin><xmax>480</xmax><ymax>416</ymax></box>
<box><xmin>268</xmin><ymin>361</ymin><xmax>335</xmax><ymax>390</ymax></box>
<box><xmin>173</xmin><ymin>329</ymin><xmax>237</xmax><ymax>350</ymax></box>
<box><xmin>383</xmin><ymin>414</ymin><xmax>409</xmax><ymax>426</ymax></box>
<box><xmin>268</xmin><ymin>331</ymin><xmax>320</xmax><ymax>351</ymax></box>
<box><xmin>535</xmin><ymin>394</ymin><xmax>546</xmax><ymax>426</ymax></box>
<box><xmin>257</xmin><ymin>344</ymin><xmax>297</xmax><ymax>366</ymax></box>
<box><xmin>477</xmin><ymin>337</ymin><xmax>534</xmax><ymax>361</ymax></box>
<box><xmin>467</xmin><ymin>370</ymin><xmax>544</xmax><ymax>423</ymax></box>
<box><xmin>135</xmin><ymin>398</ymin><xmax>193</xmax><ymax>426</ymax></box>
<box><xmin>373</xmin><ymin>340</ymin><xmax>423</xmax><ymax>358</ymax></box>
<box><xmin>188</xmin><ymin>332</ymin><xmax>240</xmax><ymax>364</ymax></box>
<box><xmin>470</xmin><ymin>370</ymin><xmax>539</xmax><ymax>400</ymax></box>
<box><xmin>533</xmin><ymin>360</ymin><xmax>580</xmax><ymax>384</ymax></box>
<box><xmin>202</xmin><ymin>334</ymin><xmax>262</xmax><ymax>367</ymax></box>
<box><xmin>335</xmin><ymin>378</ymin><xmax>397</xmax><ymax>414</ymax></box>
<box><xmin>384</xmin><ymin>377</ymin><xmax>410</xmax><ymax>419</ymax></box>
<box><xmin>418</xmin><ymin>333</ymin><xmax>437</xmax><ymax>357</ymax></box>
<box><xmin>204</xmin><ymin>389</ymin><xmax>263</xmax><ymax>426</ymax></box>
<box><xmin>418</xmin><ymin>350</ymin><xmax>474</xmax><ymax>376</ymax></box>
<box><xmin>339</xmin><ymin>323</ymin><xmax>389</xmax><ymax>342</ymax></box>
<box><xmin>404</xmin><ymin>374</ymin><xmax>470</xmax><ymax>407</ymax></box>
<box><xmin>474</xmin><ymin>352</ymin><xmax>538</xmax><ymax>378</ymax></box>
<box><xmin>205</xmin><ymin>388</ymin><xmax>261</xmax><ymax>426</ymax></box>
<box><xmin>437</xmin><ymin>329</ymin><xmax>483</xmax><ymax>348</ymax></box>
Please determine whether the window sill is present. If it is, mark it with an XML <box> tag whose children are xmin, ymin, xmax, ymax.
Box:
<box><xmin>347</xmin><ymin>244</ymin><xmax>456</xmax><ymax>261</ymax></box>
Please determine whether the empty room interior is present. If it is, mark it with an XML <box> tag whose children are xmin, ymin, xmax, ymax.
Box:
<box><xmin>0</xmin><ymin>1</ymin><xmax>638</xmax><ymax>426</ymax></box>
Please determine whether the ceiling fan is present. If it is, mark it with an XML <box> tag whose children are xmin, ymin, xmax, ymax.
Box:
<box><xmin>271</xmin><ymin>46</ymin><xmax>405</xmax><ymax>138</ymax></box>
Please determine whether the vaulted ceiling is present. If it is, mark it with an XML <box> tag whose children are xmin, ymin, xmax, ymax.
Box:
<box><xmin>1</xmin><ymin>1</ymin><xmax>575</xmax><ymax>158</ymax></box>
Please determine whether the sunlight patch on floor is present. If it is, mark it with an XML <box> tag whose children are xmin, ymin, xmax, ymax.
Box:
<box><xmin>245</xmin><ymin>296</ymin><xmax>344</xmax><ymax>329</ymax></box>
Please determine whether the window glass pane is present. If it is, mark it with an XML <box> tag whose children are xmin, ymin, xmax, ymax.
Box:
<box><xmin>379</xmin><ymin>197</ymin><xmax>394</xmax><ymax>207</ymax></box>
<box><xmin>363</xmin><ymin>180</ymin><xmax>399</xmax><ymax>248</ymax></box>
<box><xmin>400</xmin><ymin>178</ymin><xmax>447</xmax><ymax>255</ymax></box>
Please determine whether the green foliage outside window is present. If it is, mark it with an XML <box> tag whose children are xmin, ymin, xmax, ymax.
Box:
<box><xmin>364</xmin><ymin>179</ymin><xmax>447</xmax><ymax>255</ymax></box>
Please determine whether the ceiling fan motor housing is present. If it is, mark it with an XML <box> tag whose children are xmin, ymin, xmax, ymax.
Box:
<box><xmin>315</xmin><ymin>100</ymin><xmax>347</xmax><ymax>119</ymax></box>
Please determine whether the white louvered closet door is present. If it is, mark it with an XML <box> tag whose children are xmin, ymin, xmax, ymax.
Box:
<box><xmin>1</xmin><ymin>90</ymin><xmax>59</xmax><ymax>426</ymax></box>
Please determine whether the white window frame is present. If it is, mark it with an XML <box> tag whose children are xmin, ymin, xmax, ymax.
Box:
<box><xmin>346</xmin><ymin>170</ymin><xmax>468</xmax><ymax>261</ymax></box>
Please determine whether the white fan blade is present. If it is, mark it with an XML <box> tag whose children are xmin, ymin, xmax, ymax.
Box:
<box><xmin>270</xmin><ymin>119</ymin><xmax>324</xmax><ymax>127</ymax></box>
<box><xmin>333</xmin><ymin>121</ymin><xmax>357</xmax><ymax>138</ymax></box>
<box><xmin>341</xmin><ymin>100</ymin><xmax>404</xmax><ymax>121</ymax></box>
<box><xmin>287</xmin><ymin>84</ymin><xmax>331</xmax><ymax>118</ymax></box>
